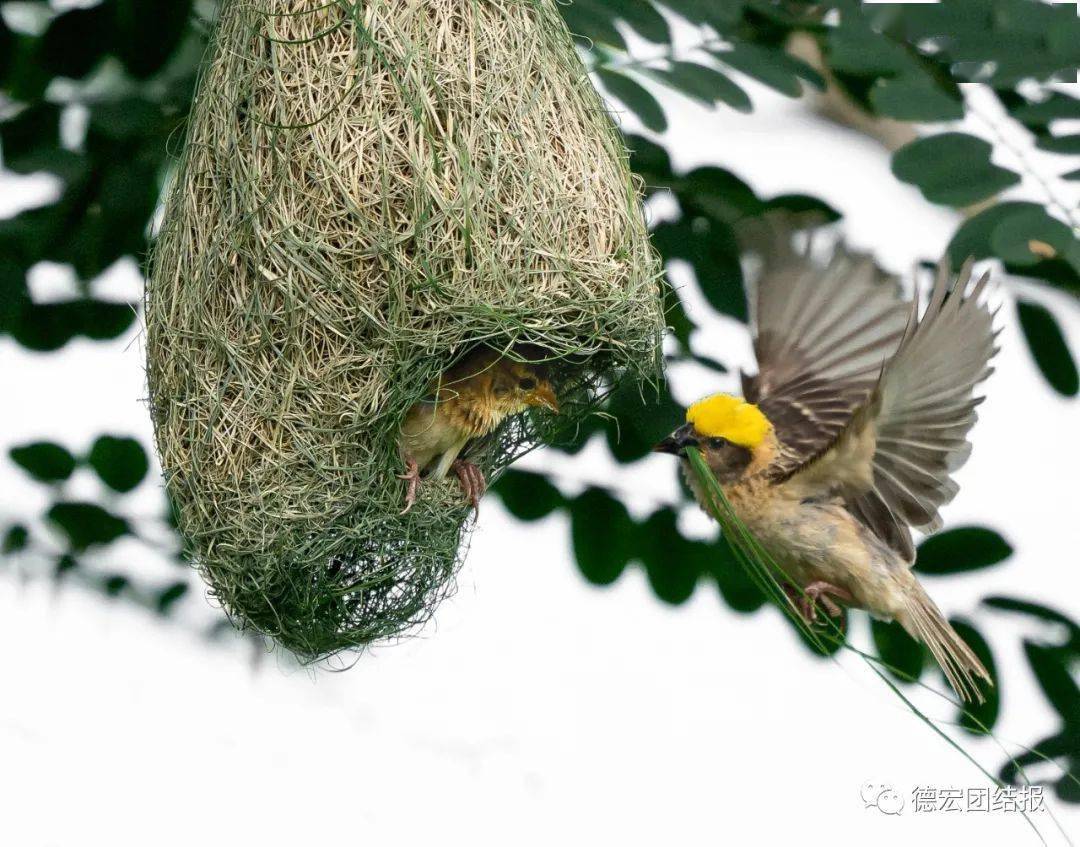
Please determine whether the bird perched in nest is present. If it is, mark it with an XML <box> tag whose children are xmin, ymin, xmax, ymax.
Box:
<box><xmin>399</xmin><ymin>346</ymin><xmax>559</xmax><ymax>513</ymax></box>
<box><xmin>655</xmin><ymin>244</ymin><xmax>997</xmax><ymax>703</ymax></box>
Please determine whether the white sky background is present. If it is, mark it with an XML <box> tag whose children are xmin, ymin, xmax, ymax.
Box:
<box><xmin>1</xmin><ymin>9</ymin><xmax>1079</xmax><ymax>847</ymax></box>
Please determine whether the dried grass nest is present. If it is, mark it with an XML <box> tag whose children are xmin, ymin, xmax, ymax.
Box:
<box><xmin>146</xmin><ymin>0</ymin><xmax>664</xmax><ymax>659</ymax></box>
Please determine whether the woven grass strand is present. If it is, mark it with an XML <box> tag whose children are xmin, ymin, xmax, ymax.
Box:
<box><xmin>145</xmin><ymin>0</ymin><xmax>664</xmax><ymax>658</ymax></box>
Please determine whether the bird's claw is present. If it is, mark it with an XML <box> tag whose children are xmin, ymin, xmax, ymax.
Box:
<box><xmin>452</xmin><ymin>459</ymin><xmax>486</xmax><ymax>513</ymax></box>
<box><xmin>399</xmin><ymin>457</ymin><xmax>421</xmax><ymax>514</ymax></box>
<box><xmin>785</xmin><ymin>580</ymin><xmax>852</xmax><ymax>627</ymax></box>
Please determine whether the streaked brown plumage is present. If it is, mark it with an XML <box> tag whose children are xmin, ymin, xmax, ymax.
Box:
<box><xmin>399</xmin><ymin>346</ymin><xmax>559</xmax><ymax>512</ymax></box>
<box><xmin>656</xmin><ymin>244</ymin><xmax>998</xmax><ymax>703</ymax></box>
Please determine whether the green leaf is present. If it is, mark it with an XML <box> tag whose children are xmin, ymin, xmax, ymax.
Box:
<box><xmin>0</xmin><ymin>14</ymin><xmax>13</xmax><ymax>82</ymax></box>
<box><xmin>663</xmin><ymin>0</ymin><xmax>744</xmax><ymax>29</ymax></box>
<box><xmin>680</xmin><ymin>166</ymin><xmax>763</xmax><ymax>222</ymax></box>
<box><xmin>651</xmin><ymin>62</ymin><xmax>752</xmax><ymax>112</ymax></box>
<box><xmin>914</xmin><ymin>527</ymin><xmax>1012</xmax><ymax>575</ymax></box>
<box><xmin>562</xmin><ymin>0</ymin><xmax>670</xmax><ymax>46</ymax></box>
<box><xmin>1009</xmin><ymin>92</ymin><xmax>1080</xmax><ymax>126</ymax></box>
<box><xmin>625</xmin><ymin>133</ymin><xmax>677</xmax><ymax>194</ymax></box>
<box><xmin>55</xmin><ymin>554</ymin><xmax>79</xmax><ymax>578</ymax></box>
<box><xmin>0</xmin><ymin>246</ymin><xmax>28</xmax><ymax>334</ymax></box>
<box><xmin>892</xmin><ymin>133</ymin><xmax>1020</xmax><ymax>207</ymax></box>
<box><xmin>102</xmin><ymin>573</ymin><xmax>131</xmax><ymax>597</ymax></box>
<box><xmin>712</xmin><ymin>43</ymin><xmax>823</xmax><ymax>97</ymax></box>
<box><xmin>39</xmin><ymin>4</ymin><xmax>115</xmax><ymax>79</ymax></box>
<box><xmin>1036</xmin><ymin>134</ymin><xmax>1080</xmax><ymax>156</ymax></box>
<box><xmin>571</xmin><ymin>488</ymin><xmax>635</xmax><ymax>585</ymax></box>
<box><xmin>606</xmin><ymin>0</ymin><xmax>670</xmax><ymax>44</ymax></box>
<box><xmin>86</xmin><ymin>435</ymin><xmax>149</xmax><ymax>493</ymax></box>
<box><xmin>950</xmin><ymin>619</ymin><xmax>999</xmax><ymax>733</ymax></box>
<box><xmin>870</xmin><ymin>77</ymin><xmax>963</xmax><ymax>122</ymax></box>
<box><xmin>0</xmin><ymin>146</ymin><xmax>85</xmax><ymax>184</ymax></box>
<box><xmin>55</xmin><ymin>159</ymin><xmax>161</xmax><ymax>280</ymax></box>
<box><xmin>871</xmin><ymin>618</ymin><xmax>925</xmax><ymax>684</ymax></box>
<box><xmin>2</xmin><ymin>524</ymin><xmax>29</xmax><ymax>554</ymax></box>
<box><xmin>88</xmin><ymin>99</ymin><xmax>168</xmax><ymax>141</ymax></box>
<box><xmin>601</xmin><ymin>377</ymin><xmax>683</xmax><ymax>464</ymax></box>
<box><xmin>0</xmin><ymin>103</ymin><xmax>62</xmax><ymax>174</ymax></box>
<box><xmin>9</xmin><ymin>300</ymin><xmax>137</xmax><ymax>352</ymax></box>
<box><xmin>661</xmin><ymin>278</ymin><xmax>695</xmax><ymax>349</ymax></box>
<box><xmin>983</xmin><ymin>597</ymin><xmax>1080</xmax><ymax>639</ymax></box>
<box><xmin>710</xmin><ymin>533</ymin><xmax>765</xmax><ymax>613</ymax></box>
<box><xmin>113</xmin><ymin>0</ymin><xmax>194</xmax><ymax>79</ymax></box>
<box><xmin>9</xmin><ymin>442</ymin><xmax>77</xmax><ymax>483</ymax></box>
<box><xmin>560</xmin><ymin>1</ymin><xmax>627</xmax><ymax>50</ymax></box>
<box><xmin>989</xmin><ymin>206</ymin><xmax>1077</xmax><ymax>267</ymax></box>
<box><xmin>1016</xmin><ymin>299</ymin><xmax>1079</xmax><ymax>397</ymax></box>
<box><xmin>686</xmin><ymin>351</ymin><xmax>727</xmax><ymax>374</ymax></box>
<box><xmin>0</xmin><ymin>204</ymin><xmax>68</xmax><ymax>274</ymax></box>
<box><xmin>639</xmin><ymin>509</ymin><xmax>700</xmax><ymax>605</ymax></box>
<box><xmin>669</xmin><ymin>514</ymin><xmax>766</xmax><ymax>614</ymax></box>
<box><xmin>46</xmin><ymin>502</ymin><xmax>130</xmax><ymax>551</ymax></box>
<box><xmin>80</xmin><ymin>301</ymin><xmax>141</xmax><ymax>341</ymax></box>
<box><xmin>826</xmin><ymin>25</ymin><xmax>912</xmax><ymax>77</ymax></box>
<box><xmin>156</xmin><ymin>581</ymin><xmax>190</xmax><ymax>615</ymax></box>
<box><xmin>652</xmin><ymin>217</ymin><xmax>746</xmax><ymax>320</ymax></box>
<box><xmin>492</xmin><ymin>469</ymin><xmax>564</xmax><ymax>522</ymax></box>
<box><xmin>947</xmin><ymin>201</ymin><xmax>1039</xmax><ymax>263</ymax></box>
<box><xmin>762</xmin><ymin>194</ymin><xmax>842</xmax><ymax>226</ymax></box>
<box><xmin>1</xmin><ymin>30</ymin><xmax>51</xmax><ymax>102</ymax></box>
<box><xmin>1025</xmin><ymin>642</ymin><xmax>1080</xmax><ymax>719</ymax></box>
<box><xmin>595</xmin><ymin>69</ymin><xmax>667</xmax><ymax>133</ymax></box>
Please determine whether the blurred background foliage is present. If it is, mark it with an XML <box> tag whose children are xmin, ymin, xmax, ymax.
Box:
<box><xmin>0</xmin><ymin>0</ymin><xmax>1077</xmax><ymax>801</ymax></box>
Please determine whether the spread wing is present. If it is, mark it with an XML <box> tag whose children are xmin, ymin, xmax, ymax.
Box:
<box><xmin>743</xmin><ymin>242</ymin><xmax>911</xmax><ymax>479</ymax></box>
<box><xmin>788</xmin><ymin>260</ymin><xmax>997</xmax><ymax>561</ymax></box>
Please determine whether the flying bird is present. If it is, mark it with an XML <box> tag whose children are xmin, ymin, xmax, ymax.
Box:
<box><xmin>655</xmin><ymin>245</ymin><xmax>997</xmax><ymax>703</ymax></box>
<box><xmin>399</xmin><ymin>346</ymin><xmax>559</xmax><ymax>513</ymax></box>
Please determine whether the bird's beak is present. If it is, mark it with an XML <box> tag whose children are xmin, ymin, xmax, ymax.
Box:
<box><xmin>653</xmin><ymin>423</ymin><xmax>698</xmax><ymax>456</ymax></box>
<box><xmin>528</xmin><ymin>383</ymin><xmax>560</xmax><ymax>414</ymax></box>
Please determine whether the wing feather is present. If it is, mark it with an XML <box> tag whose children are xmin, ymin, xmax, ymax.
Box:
<box><xmin>865</xmin><ymin>260</ymin><xmax>996</xmax><ymax>543</ymax></box>
<box><xmin>849</xmin><ymin>491</ymin><xmax>914</xmax><ymax>560</ymax></box>
<box><xmin>746</xmin><ymin>242</ymin><xmax>911</xmax><ymax>478</ymax></box>
<box><xmin>785</xmin><ymin>259</ymin><xmax>997</xmax><ymax>561</ymax></box>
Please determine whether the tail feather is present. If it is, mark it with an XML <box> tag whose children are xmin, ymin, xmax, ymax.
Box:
<box><xmin>899</xmin><ymin>581</ymin><xmax>991</xmax><ymax>704</ymax></box>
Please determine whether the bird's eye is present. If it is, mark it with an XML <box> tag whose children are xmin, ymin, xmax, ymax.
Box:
<box><xmin>518</xmin><ymin>377</ymin><xmax>536</xmax><ymax>390</ymax></box>
<box><xmin>709</xmin><ymin>437</ymin><xmax>727</xmax><ymax>449</ymax></box>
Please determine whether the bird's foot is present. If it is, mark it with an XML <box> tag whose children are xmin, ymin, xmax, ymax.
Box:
<box><xmin>452</xmin><ymin>459</ymin><xmax>486</xmax><ymax>512</ymax></box>
<box><xmin>786</xmin><ymin>580</ymin><xmax>853</xmax><ymax>625</ymax></box>
<box><xmin>398</xmin><ymin>456</ymin><xmax>421</xmax><ymax>514</ymax></box>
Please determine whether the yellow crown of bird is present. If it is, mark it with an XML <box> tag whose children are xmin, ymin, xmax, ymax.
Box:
<box><xmin>686</xmin><ymin>393</ymin><xmax>772</xmax><ymax>448</ymax></box>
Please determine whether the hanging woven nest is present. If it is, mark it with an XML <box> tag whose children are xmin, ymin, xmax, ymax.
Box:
<box><xmin>146</xmin><ymin>0</ymin><xmax>664</xmax><ymax>659</ymax></box>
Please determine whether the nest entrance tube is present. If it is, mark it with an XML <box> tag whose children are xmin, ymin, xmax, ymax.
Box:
<box><xmin>146</xmin><ymin>0</ymin><xmax>664</xmax><ymax>658</ymax></box>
